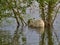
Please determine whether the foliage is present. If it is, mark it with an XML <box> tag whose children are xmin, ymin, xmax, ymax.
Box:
<box><xmin>36</xmin><ymin>0</ymin><xmax>60</xmax><ymax>27</ymax></box>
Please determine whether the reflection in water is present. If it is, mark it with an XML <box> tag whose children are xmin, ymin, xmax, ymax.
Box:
<box><xmin>0</xmin><ymin>30</ymin><xmax>12</xmax><ymax>45</ymax></box>
<box><xmin>12</xmin><ymin>25</ymin><xmax>26</xmax><ymax>45</ymax></box>
<box><xmin>27</xmin><ymin>26</ymin><xmax>44</xmax><ymax>45</ymax></box>
<box><xmin>0</xmin><ymin>23</ymin><xmax>60</xmax><ymax>45</ymax></box>
<box><xmin>39</xmin><ymin>27</ymin><xmax>59</xmax><ymax>45</ymax></box>
<box><xmin>28</xmin><ymin>27</ymin><xmax>44</xmax><ymax>34</ymax></box>
<box><xmin>11</xmin><ymin>25</ymin><xmax>60</xmax><ymax>45</ymax></box>
<box><xmin>0</xmin><ymin>26</ymin><xmax>60</xmax><ymax>45</ymax></box>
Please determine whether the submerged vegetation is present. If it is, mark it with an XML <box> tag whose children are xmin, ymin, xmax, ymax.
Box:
<box><xmin>0</xmin><ymin>0</ymin><xmax>60</xmax><ymax>45</ymax></box>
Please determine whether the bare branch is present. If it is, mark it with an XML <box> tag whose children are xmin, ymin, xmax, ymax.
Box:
<box><xmin>52</xmin><ymin>6</ymin><xmax>60</xmax><ymax>24</ymax></box>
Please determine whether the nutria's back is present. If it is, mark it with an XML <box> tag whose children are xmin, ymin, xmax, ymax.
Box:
<box><xmin>28</xmin><ymin>19</ymin><xmax>44</xmax><ymax>28</ymax></box>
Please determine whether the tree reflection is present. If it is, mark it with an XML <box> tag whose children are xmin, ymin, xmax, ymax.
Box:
<box><xmin>12</xmin><ymin>23</ymin><xmax>26</xmax><ymax>45</ymax></box>
<box><xmin>39</xmin><ymin>27</ymin><xmax>59</xmax><ymax>45</ymax></box>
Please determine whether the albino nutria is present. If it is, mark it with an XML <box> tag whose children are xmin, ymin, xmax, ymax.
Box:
<box><xmin>28</xmin><ymin>19</ymin><xmax>44</xmax><ymax>28</ymax></box>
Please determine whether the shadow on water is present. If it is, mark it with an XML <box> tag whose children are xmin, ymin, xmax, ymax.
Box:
<box><xmin>0</xmin><ymin>25</ymin><xmax>26</xmax><ymax>45</ymax></box>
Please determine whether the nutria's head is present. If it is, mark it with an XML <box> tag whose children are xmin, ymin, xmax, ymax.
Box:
<box><xmin>28</xmin><ymin>18</ymin><xmax>35</xmax><ymax>24</ymax></box>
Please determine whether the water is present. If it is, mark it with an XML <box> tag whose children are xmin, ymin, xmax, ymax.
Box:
<box><xmin>0</xmin><ymin>13</ymin><xmax>60</xmax><ymax>45</ymax></box>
